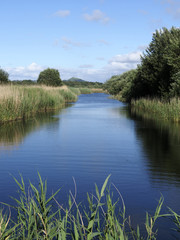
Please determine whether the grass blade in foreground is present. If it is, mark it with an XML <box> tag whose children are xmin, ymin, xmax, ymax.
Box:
<box><xmin>0</xmin><ymin>174</ymin><xmax>179</xmax><ymax>239</ymax></box>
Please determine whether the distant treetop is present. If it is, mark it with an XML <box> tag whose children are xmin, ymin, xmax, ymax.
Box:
<box><xmin>37</xmin><ymin>68</ymin><xmax>62</xmax><ymax>86</ymax></box>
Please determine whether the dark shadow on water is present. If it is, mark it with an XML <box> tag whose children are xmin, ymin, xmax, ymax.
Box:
<box><xmin>0</xmin><ymin>104</ymin><xmax>74</xmax><ymax>148</ymax></box>
<box><xmin>120</xmin><ymin>105</ymin><xmax>180</xmax><ymax>185</ymax></box>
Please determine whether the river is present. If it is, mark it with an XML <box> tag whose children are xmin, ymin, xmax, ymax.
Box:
<box><xmin>0</xmin><ymin>93</ymin><xmax>180</xmax><ymax>239</ymax></box>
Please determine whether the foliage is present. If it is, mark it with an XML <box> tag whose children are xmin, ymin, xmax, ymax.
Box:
<box><xmin>0</xmin><ymin>68</ymin><xmax>9</xmax><ymax>84</ymax></box>
<box><xmin>0</xmin><ymin>174</ymin><xmax>180</xmax><ymax>239</ymax></box>
<box><xmin>103</xmin><ymin>69</ymin><xmax>137</xmax><ymax>102</ymax></box>
<box><xmin>10</xmin><ymin>80</ymin><xmax>37</xmax><ymax>85</ymax></box>
<box><xmin>132</xmin><ymin>27</ymin><xmax>180</xmax><ymax>99</ymax></box>
<box><xmin>170</xmin><ymin>71</ymin><xmax>180</xmax><ymax>97</ymax></box>
<box><xmin>37</xmin><ymin>68</ymin><xmax>62</xmax><ymax>87</ymax></box>
<box><xmin>105</xmin><ymin>27</ymin><xmax>180</xmax><ymax>102</ymax></box>
<box><xmin>79</xmin><ymin>88</ymin><xmax>92</xmax><ymax>94</ymax></box>
<box><xmin>0</xmin><ymin>85</ymin><xmax>78</xmax><ymax>123</ymax></box>
<box><xmin>63</xmin><ymin>80</ymin><xmax>103</xmax><ymax>89</ymax></box>
<box><xmin>131</xmin><ymin>97</ymin><xmax>180</xmax><ymax>122</ymax></box>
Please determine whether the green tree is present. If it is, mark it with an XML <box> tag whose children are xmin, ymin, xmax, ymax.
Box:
<box><xmin>132</xmin><ymin>27</ymin><xmax>180</xmax><ymax>99</ymax></box>
<box><xmin>0</xmin><ymin>68</ymin><xmax>9</xmax><ymax>84</ymax></box>
<box><xmin>170</xmin><ymin>71</ymin><xmax>180</xmax><ymax>97</ymax></box>
<box><xmin>37</xmin><ymin>68</ymin><xmax>62</xmax><ymax>86</ymax></box>
<box><xmin>103</xmin><ymin>69</ymin><xmax>137</xmax><ymax>102</ymax></box>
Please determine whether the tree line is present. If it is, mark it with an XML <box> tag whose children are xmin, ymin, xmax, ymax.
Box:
<box><xmin>1</xmin><ymin>26</ymin><xmax>179</xmax><ymax>96</ymax></box>
<box><xmin>0</xmin><ymin>68</ymin><xmax>62</xmax><ymax>86</ymax></box>
<box><xmin>0</xmin><ymin>68</ymin><xmax>103</xmax><ymax>88</ymax></box>
<box><xmin>104</xmin><ymin>27</ymin><xmax>180</xmax><ymax>102</ymax></box>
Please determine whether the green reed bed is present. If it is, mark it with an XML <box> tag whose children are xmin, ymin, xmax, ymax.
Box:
<box><xmin>131</xmin><ymin>98</ymin><xmax>180</xmax><ymax>122</ymax></box>
<box><xmin>69</xmin><ymin>87</ymin><xmax>81</xmax><ymax>95</ymax></box>
<box><xmin>0</xmin><ymin>85</ymin><xmax>78</xmax><ymax>123</ymax></box>
<box><xmin>58</xmin><ymin>89</ymin><xmax>78</xmax><ymax>102</ymax></box>
<box><xmin>91</xmin><ymin>88</ymin><xmax>105</xmax><ymax>93</ymax></box>
<box><xmin>79</xmin><ymin>88</ymin><xmax>93</xmax><ymax>94</ymax></box>
<box><xmin>0</xmin><ymin>174</ymin><xmax>179</xmax><ymax>240</ymax></box>
<box><xmin>69</xmin><ymin>87</ymin><xmax>105</xmax><ymax>94</ymax></box>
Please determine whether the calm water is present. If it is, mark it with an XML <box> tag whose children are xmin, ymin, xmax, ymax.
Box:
<box><xmin>1</xmin><ymin>93</ymin><xmax>180</xmax><ymax>239</ymax></box>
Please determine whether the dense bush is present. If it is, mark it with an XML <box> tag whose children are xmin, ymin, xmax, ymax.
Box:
<box><xmin>103</xmin><ymin>69</ymin><xmax>137</xmax><ymax>102</ymax></box>
<box><xmin>37</xmin><ymin>68</ymin><xmax>62</xmax><ymax>87</ymax></box>
<box><xmin>105</xmin><ymin>27</ymin><xmax>180</xmax><ymax>102</ymax></box>
<box><xmin>0</xmin><ymin>68</ymin><xmax>9</xmax><ymax>84</ymax></box>
<box><xmin>170</xmin><ymin>71</ymin><xmax>180</xmax><ymax>97</ymax></box>
<box><xmin>11</xmin><ymin>80</ymin><xmax>37</xmax><ymax>85</ymax></box>
<box><xmin>132</xmin><ymin>27</ymin><xmax>180</xmax><ymax>100</ymax></box>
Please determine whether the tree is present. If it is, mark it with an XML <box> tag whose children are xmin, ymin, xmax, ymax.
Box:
<box><xmin>132</xmin><ymin>27</ymin><xmax>180</xmax><ymax>99</ymax></box>
<box><xmin>37</xmin><ymin>68</ymin><xmax>62</xmax><ymax>86</ymax></box>
<box><xmin>170</xmin><ymin>71</ymin><xmax>180</xmax><ymax>97</ymax></box>
<box><xmin>0</xmin><ymin>68</ymin><xmax>9</xmax><ymax>84</ymax></box>
<box><xmin>103</xmin><ymin>69</ymin><xmax>137</xmax><ymax>102</ymax></box>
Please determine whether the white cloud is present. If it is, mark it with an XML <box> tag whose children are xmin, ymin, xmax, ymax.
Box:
<box><xmin>6</xmin><ymin>51</ymin><xmax>142</xmax><ymax>82</ymax></box>
<box><xmin>60</xmin><ymin>67</ymin><xmax>110</xmax><ymax>82</ymax></box>
<box><xmin>54</xmin><ymin>10</ymin><xmax>70</xmax><ymax>17</ymax></box>
<box><xmin>27</xmin><ymin>63</ymin><xmax>43</xmax><ymax>71</ymax></box>
<box><xmin>61</xmin><ymin>37</ymin><xmax>91</xmax><ymax>49</ymax></box>
<box><xmin>6</xmin><ymin>63</ymin><xmax>45</xmax><ymax>80</ymax></box>
<box><xmin>60</xmin><ymin>51</ymin><xmax>141</xmax><ymax>82</ymax></box>
<box><xmin>109</xmin><ymin>52</ymin><xmax>141</xmax><ymax>64</ymax></box>
<box><xmin>83</xmin><ymin>10</ymin><xmax>110</xmax><ymax>24</ymax></box>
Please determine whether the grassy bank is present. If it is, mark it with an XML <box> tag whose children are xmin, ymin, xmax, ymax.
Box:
<box><xmin>0</xmin><ymin>174</ymin><xmax>179</xmax><ymax>239</ymax></box>
<box><xmin>0</xmin><ymin>85</ymin><xmax>105</xmax><ymax>123</ymax></box>
<box><xmin>131</xmin><ymin>98</ymin><xmax>180</xmax><ymax>122</ymax></box>
<box><xmin>0</xmin><ymin>85</ymin><xmax>78</xmax><ymax>123</ymax></box>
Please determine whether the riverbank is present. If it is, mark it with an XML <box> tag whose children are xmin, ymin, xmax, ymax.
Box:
<box><xmin>0</xmin><ymin>85</ymin><xmax>105</xmax><ymax>123</ymax></box>
<box><xmin>131</xmin><ymin>98</ymin><xmax>180</xmax><ymax>122</ymax></box>
<box><xmin>0</xmin><ymin>85</ymin><xmax>79</xmax><ymax>123</ymax></box>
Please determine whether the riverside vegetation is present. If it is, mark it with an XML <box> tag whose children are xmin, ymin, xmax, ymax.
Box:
<box><xmin>0</xmin><ymin>67</ymin><xmax>104</xmax><ymax>123</ymax></box>
<box><xmin>0</xmin><ymin>84</ymin><xmax>104</xmax><ymax>123</ymax></box>
<box><xmin>0</xmin><ymin>174</ymin><xmax>180</xmax><ymax>240</ymax></box>
<box><xmin>131</xmin><ymin>98</ymin><xmax>180</xmax><ymax>122</ymax></box>
<box><xmin>0</xmin><ymin>85</ymin><xmax>78</xmax><ymax>123</ymax></box>
<box><xmin>104</xmin><ymin>27</ymin><xmax>180</xmax><ymax>121</ymax></box>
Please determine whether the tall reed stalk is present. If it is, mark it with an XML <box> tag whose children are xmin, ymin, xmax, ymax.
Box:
<box><xmin>131</xmin><ymin>98</ymin><xmax>180</xmax><ymax>122</ymax></box>
<box><xmin>0</xmin><ymin>174</ymin><xmax>179</xmax><ymax>239</ymax></box>
<box><xmin>0</xmin><ymin>85</ymin><xmax>78</xmax><ymax>123</ymax></box>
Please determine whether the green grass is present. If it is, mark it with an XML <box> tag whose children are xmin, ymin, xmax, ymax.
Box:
<box><xmin>0</xmin><ymin>85</ymin><xmax>78</xmax><ymax>123</ymax></box>
<box><xmin>131</xmin><ymin>98</ymin><xmax>180</xmax><ymax>122</ymax></box>
<box><xmin>0</xmin><ymin>85</ymin><xmax>105</xmax><ymax>124</ymax></box>
<box><xmin>0</xmin><ymin>174</ymin><xmax>179</xmax><ymax>239</ymax></box>
<box><xmin>69</xmin><ymin>87</ymin><xmax>81</xmax><ymax>95</ymax></box>
<box><xmin>79</xmin><ymin>88</ymin><xmax>93</xmax><ymax>94</ymax></box>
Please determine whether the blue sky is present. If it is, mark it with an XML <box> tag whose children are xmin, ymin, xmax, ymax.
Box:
<box><xmin>1</xmin><ymin>0</ymin><xmax>179</xmax><ymax>82</ymax></box>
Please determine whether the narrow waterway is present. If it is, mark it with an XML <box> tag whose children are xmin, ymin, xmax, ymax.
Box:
<box><xmin>0</xmin><ymin>93</ymin><xmax>180</xmax><ymax>239</ymax></box>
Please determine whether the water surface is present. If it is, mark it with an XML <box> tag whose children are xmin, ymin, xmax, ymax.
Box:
<box><xmin>0</xmin><ymin>93</ymin><xmax>180</xmax><ymax>239</ymax></box>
